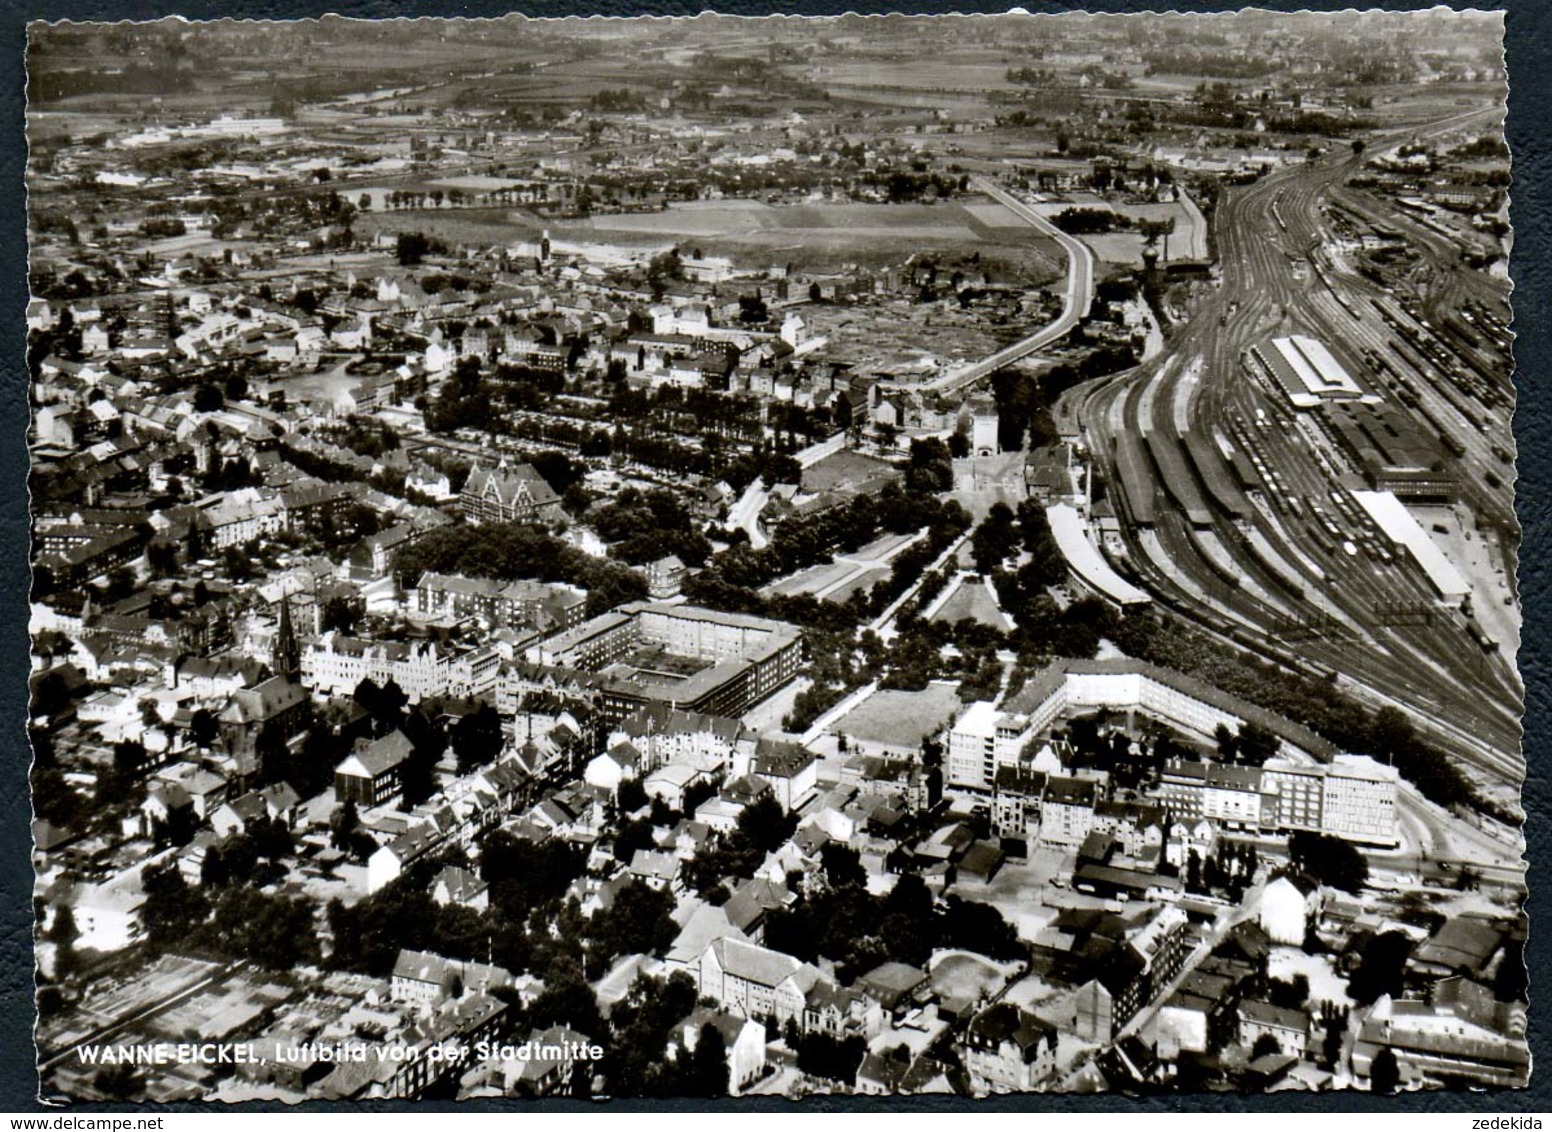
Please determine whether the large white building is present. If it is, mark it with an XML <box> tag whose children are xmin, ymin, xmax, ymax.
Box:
<box><xmin>947</xmin><ymin>701</ymin><xmax>1035</xmax><ymax>791</ymax></box>
<box><xmin>1164</xmin><ymin>753</ymin><xmax>1399</xmax><ymax>847</ymax></box>
<box><xmin>301</xmin><ymin>633</ymin><xmax>501</xmax><ymax>704</ymax></box>
<box><xmin>1003</xmin><ymin>659</ymin><xmax>1338</xmax><ymax>762</ymax></box>
<box><xmin>1320</xmin><ymin>754</ymin><xmax>1400</xmax><ymax>845</ymax></box>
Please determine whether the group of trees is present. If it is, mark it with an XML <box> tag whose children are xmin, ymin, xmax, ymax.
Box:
<box><xmin>1184</xmin><ymin>840</ymin><xmax>1258</xmax><ymax>901</ymax></box>
<box><xmin>587</xmin><ymin>487</ymin><xmax>713</xmax><ymax>568</ymax></box>
<box><xmin>764</xmin><ymin>864</ymin><xmax>1022</xmax><ymax>986</ymax></box>
<box><xmin>139</xmin><ymin>860</ymin><xmax>319</xmax><ymax>971</ymax></box>
<box><xmin>1212</xmin><ymin>721</ymin><xmax>1280</xmax><ymax>767</ymax></box>
<box><xmin>971</xmin><ymin>502</ymin><xmax>1021</xmax><ymax>574</ymax></box>
<box><xmin>395</xmin><ymin>231</ymin><xmax>447</xmax><ymax>267</ymax></box>
<box><xmin>351</xmin><ymin>677</ymin><xmax>447</xmax><ymax>808</ymax></box>
<box><xmin>989</xmin><ymin>367</ymin><xmax>1059</xmax><ymax>455</ymax></box>
<box><xmin>427</xmin><ymin>357</ymin><xmax>496</xmax><ymax>435</ymax></box>
<box><xmin>1286</xmin><ymin>831</ymin><xmax>1369</xmax><ymax>894</ymax></box>
<box><xmin>1053</xmin><ymin>207</ymin><xmax>1131</xmax><ymax>235</ymax></box>
<box><xmin>395</xmin><ymin>520</ymin><xmax>650</xmax><ymax>619</ymax></box>
<box><xmin>593</xmin><ymin>971</ymin><xmax>729</xmax><ymax>1097</ymax></box>
<box><xmin>689</xmin><ymin>482</ymin><xmax>971</xmax><ymax>602</ymax></box>
<box><xmin>683</xmin><ymin>796</ymin><xmax>797</xmax><ymax>896</ymax></box>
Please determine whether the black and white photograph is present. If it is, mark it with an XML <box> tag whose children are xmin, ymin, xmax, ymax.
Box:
<box><xmin>23</xmin><ymin>9</ymin><xmax>1525</xmax><ymax>1103</ymax></box>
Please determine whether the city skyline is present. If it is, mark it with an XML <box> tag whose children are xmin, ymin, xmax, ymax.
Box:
<box><xmin>24</xmin><ymin>11</ymin><xmax>1524</xmax><ymax>1102</ymax></box>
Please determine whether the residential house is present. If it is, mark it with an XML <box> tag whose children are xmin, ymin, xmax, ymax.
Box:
<box><xmin>696</xmin><ymin>937</ymin><xmax>828</xmax><ymax>1027</ymax></box>
<box><xmin>433</xmin><ymin>866</ymin><xmax>490</xmax><ymax>912</ymax></box>
<box><xmin>670</xmin><ymin>1009</ymin><xmax>768</xmax><ymax>1096</ymax></box>
<box><xmin>1238</xmin><ymin>999</ymin><xmax>1311</xmax><ymax>1059</ymax></box>
<box><xmin>1259</xmin><ymin>874</ymin><xmax>1322</xmax><ymax>947</ymax></box>
<box><xmin>960</xmin><ymin>1004</ymin><xmax>1060</xmax><ymax>1094</ymax></box>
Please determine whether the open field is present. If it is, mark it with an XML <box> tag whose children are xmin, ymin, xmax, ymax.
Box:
<box><xmin>355</xmin><ymin>198</ymin><xmax>1063</xmax><ymax>276</ymax></box>
<box><xmin>929</xmin><ymin>952</ymin><xmax>1008</xmax><ymax>1000</ymax></box>
<box><xmin>801</xmin><ymin>449</ymin><xmax>899</xmax><ymax>494</ymax></box>
<box><xmin>802</xmin><ymin>58</ymin><xmax>1021</xmax><ymax>95</ymax></box>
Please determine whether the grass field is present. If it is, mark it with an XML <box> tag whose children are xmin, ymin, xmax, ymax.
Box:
<box><xmin>355</xmin><ymin>197</ymin><xmax>1063</xmax><ymax>276</ymax></box>
<box><xmin>800</xmin><ymin>449</ymin><xmax>898</xmax><ymax>494</ymax></box>
<box><xmin>931</xmin><ymin>576</ymin><xmax>1011</xmax><ymax>630</ymax></box>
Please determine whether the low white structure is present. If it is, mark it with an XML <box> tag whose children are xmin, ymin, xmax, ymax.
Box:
<box><xmin>1259</xmin><ymin>874</ymin><xmax>1321</xmax><ymax>946</ymax></box>
<box><xmin>1351</xmin><ymin>490</ymin><xmax>1471</xmax><ymax>604</ymax></box>
<box><xmin>1046</xmin><ymin>504</ymin><xmax>1151</xmax><ymax>608</ymax></box>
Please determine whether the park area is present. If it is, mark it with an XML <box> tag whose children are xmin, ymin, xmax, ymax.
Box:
<box><xmin>929</xmin><ymin>574</ymin><xmax>1014</xmax><ymax>630</ymax></box>
<box><xmin>761</xmin><ymin>530</ymin><xmax>923</xmax><ymax>602</ymax></box>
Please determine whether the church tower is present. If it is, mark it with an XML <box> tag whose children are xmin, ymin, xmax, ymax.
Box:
<box><xmin>272</xmin><ymin>595</ymin><xmax>300</xmax><ymax>680</ymax></box>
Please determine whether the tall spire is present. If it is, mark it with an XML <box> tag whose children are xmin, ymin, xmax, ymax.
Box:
<box><xmin>273</xmin><ymin>595</ymin><xmax>300</xmax><ymax>680</ymax></box>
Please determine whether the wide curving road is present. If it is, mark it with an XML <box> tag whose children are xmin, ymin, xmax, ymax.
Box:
<box><xmin>922</xmin><ymin>176</ymin><xmax>1095</xmax><ymax>395</ymax></box>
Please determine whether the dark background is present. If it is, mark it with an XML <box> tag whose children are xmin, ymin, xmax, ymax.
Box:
<box><xmin>0</xmin><ymin>0</ymin><xmax>1543</xmax><ymax>1113</ymax></box>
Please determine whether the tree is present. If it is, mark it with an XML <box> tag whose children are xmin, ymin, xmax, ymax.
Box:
<box><xmin>1286</xmin><ymin>831</ymin><xmax>1368</xmax><ymax>894</ymax></box>
<box><xmin>612</xmin><ymin>816</ymin><xmax>656</xmax><ymax>864</ymax></box>
<box><xmin>686</xmin><ymin>1023</ymin><xmax>730</xmax><ymax>1097</ymax></box>
<box><xmin>617</xmin><ymin>776</ymin><xmax>649</xmax><ymax>815</ymax></box>
<box><xmin>451</xmin><ymin>703</ymin><xmax>504</xmax><ymax>774</ymax></box>
<box><xmin>1250</xmin><ymin>1033</ymin><xmax>1283</xmax><ymax>1060</ymax></box>
<box><xmin>736</xmin><ymin>796</ymin><xmax>796</xmax><ymax>855</ymax></box>
<box><xmin>1235</xmin><ymin>722</ymin><xmax>1279</xmax><ymax>766</ymax></box>
<box><xmin>1348</xmin><ymin>930</ymin><xmax>1413</xmax><ymax>1006</ymax></box>
<box><xmin>140</xmin><ymin>862</ymin><xmax>209</xmax><ymax>948</ymax></box>
<box><xmin>190</xmin><ymin>708</ymin><xmax>218</xmax><ymax>750</ymax></box>
<box><xmin>92</xmin><ymin>1065</ymin><xmax>146</xmax><ymax>1101</ymax></box>
<box><xmin>948</xmin><ymin>426</ymin><xmax>970</xmax><ymax>459</ymax></box>
<box><xmin>1368</xmin><ymin>1047</ymin><xmax>1401</xmax><ymax>1094</ymax></box>
<box><xmin>330</xmin><ymin>799</ymin><xmax>360</xmax><ymax>851</ymax></box>
<box><xmin>820</xmin><ymin>842</ymin><xmax>866</xmax><ymax>890</ymax></box>
<box><xmin>937</xmin><ymin>894</ymin><xmax>1022</xmax><ymax>960</ymax></box>
<box><xmin>528</xmin><ymin>956</ymin><xmax>603</xmax><ymax>1036</ymax></box>
<box><xmin>794</xmin><ymin>1033</ymin><xmax>867</xmax><ymax>1084</ymax></box>
<box><xmin>396</xmin><ymin>232</ymin><xmax>432</xmax><ymax>266</ymax></box>
<box><xmin>320</xmin><ymin>596</ymin><xmax>360</xmax><ymax>635</ymax></box>
<box><xmin>971</xmin><ymin>503</ymin><xmax>1020</xmax><ymax>573</ymax></box>
<box><xmin>47</xmin><ymin>904</ymin><xmax>78</xmax><ymax>948</ymax></box>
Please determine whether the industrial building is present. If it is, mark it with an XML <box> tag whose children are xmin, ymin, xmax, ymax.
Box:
<box><xmin>1324</xmin><ymin>402</ymin><xmax>1455</xmax><ymax>501</ymax></box>
<box><xmin>1249</xmin><ymin>336</ymin><xmax>1372</xmax><ymax>410</ymax></box>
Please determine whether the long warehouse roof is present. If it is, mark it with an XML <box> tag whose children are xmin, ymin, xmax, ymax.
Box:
<box><xmin>1350</xmin><ymin>490</ymin><xmax>1471</xmax><ymax>600</ymax></box>
<box><xmin>1047</xmin><ymin>504</ymin><xmax>1151</xmax><ymax>608</ymax></box>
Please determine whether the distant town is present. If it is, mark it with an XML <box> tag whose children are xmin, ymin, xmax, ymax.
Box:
<box><xmin>26</xmin><ymin>11</ymin><xmax>1525</xmax><ymax>1103</ymax></box>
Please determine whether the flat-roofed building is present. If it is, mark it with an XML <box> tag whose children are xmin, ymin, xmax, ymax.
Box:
<box><xmin>535</xmin><ymin>603</ymin><xmax>802</xmax><ymax>720</ymax></box>
<box><xmin>1320</xmin><ymin>754</ymin><xmax>1399</xmax><ymax>847</ymax></box>
<box><xmin>947</xmin><ymin>701</ymin><xmax>1034</xmax><ymax>793</ymax></box>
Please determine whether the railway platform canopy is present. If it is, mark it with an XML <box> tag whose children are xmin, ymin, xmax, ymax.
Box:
<box><xmin>1351</xmin><ymin>489</ymin><xmax>1471</xmax><ymax>604</ymax></box>
<box><xmin>1047</xmin><ymin>503</ymin><xmax>1152</xmax><ymax>610</ymax></box>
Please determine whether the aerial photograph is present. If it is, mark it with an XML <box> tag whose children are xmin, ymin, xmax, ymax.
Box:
<box><xmin>23</xmin><ymin>10</ymin><xmax>1523</xmax><ymax>1102</ymax></box>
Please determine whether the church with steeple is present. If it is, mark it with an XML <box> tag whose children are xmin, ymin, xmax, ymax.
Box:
<box><xmin>272</xmin><ymin>595</ymin><xmax>301</xmax><ymax>681</ymax></box>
